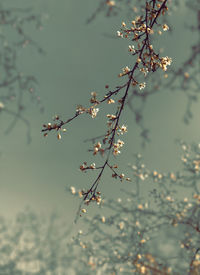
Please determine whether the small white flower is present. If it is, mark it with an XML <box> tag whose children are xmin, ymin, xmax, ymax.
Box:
<box><xmin>123</xmin><ymin>66</ymin><xmax>130</xmax><ymax>73</ymax></box>
<box><xmin>90</xmin><ymin>163</ymin><xmax>96</xmax><ymax>169</ymax></box>
<box><xmin>117</xmin><ymin>31</ymin><xmax>120</xmax><ymax>36</ymax></box>
<box><xmin>117</xmin><ymin>139</ymin><xmax>124</xmax><ymax>147</ymax></box>
<box><xmin>117</xmin><ymin>31</ymin><xmax>123</xmax><ymax>38</ymax></box>
<box><xmin>119</xmin><ymin>124</ymin><xmax>128</xmax><ymax>134</ymax></box>
<box><xmin>70</xmin><ymin>186</ymin><xmax>76</xmax><ymax>195</ymax></box>
<box><xmin>91</xmin><ymin>107</ymin><xmax>99</xmax><ymax>118</ymax></box>
<box><xmin>162</xmin><ymin>24</ymin><xmax>169</xmax><ymax>31</ymax></box>
<box><xmin>139</xmin><ymin>82</ymin><xmax>146</xmax><ymax>90</ymax></box>
<box><xmin>160</xmin><ymin>56</ymin><xmax>172</xmax><ymax>71</ymax></box>
<box><xmin>113</xmin><ymin>148</ymin><xmax>121</xmax><ymax>156</ymax></box>
<box><xmin>128</xmin><ymin>45</ymin><xmax>135</xmax><ymax>53</ymax></box>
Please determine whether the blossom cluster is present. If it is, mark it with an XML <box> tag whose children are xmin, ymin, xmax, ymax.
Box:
<box><xmin>68</xmin><ymin>141</ymin><xmax>200</xmax><ymax>274</ymax></box>
<box><xmin>0</xmin><ymin>139</ymin><xmax>200</xmax><ymax>274</ymax></box>
<box><xmin>42</xmin><ymin>0</ymin><xmax>172</xmax><ymax>210</ymax></box>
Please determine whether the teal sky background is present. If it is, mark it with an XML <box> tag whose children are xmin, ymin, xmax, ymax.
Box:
<box><xmin>0</xmin><ymin>0</ymin><xmax>199</xmax><ymax>227</ymax></box>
